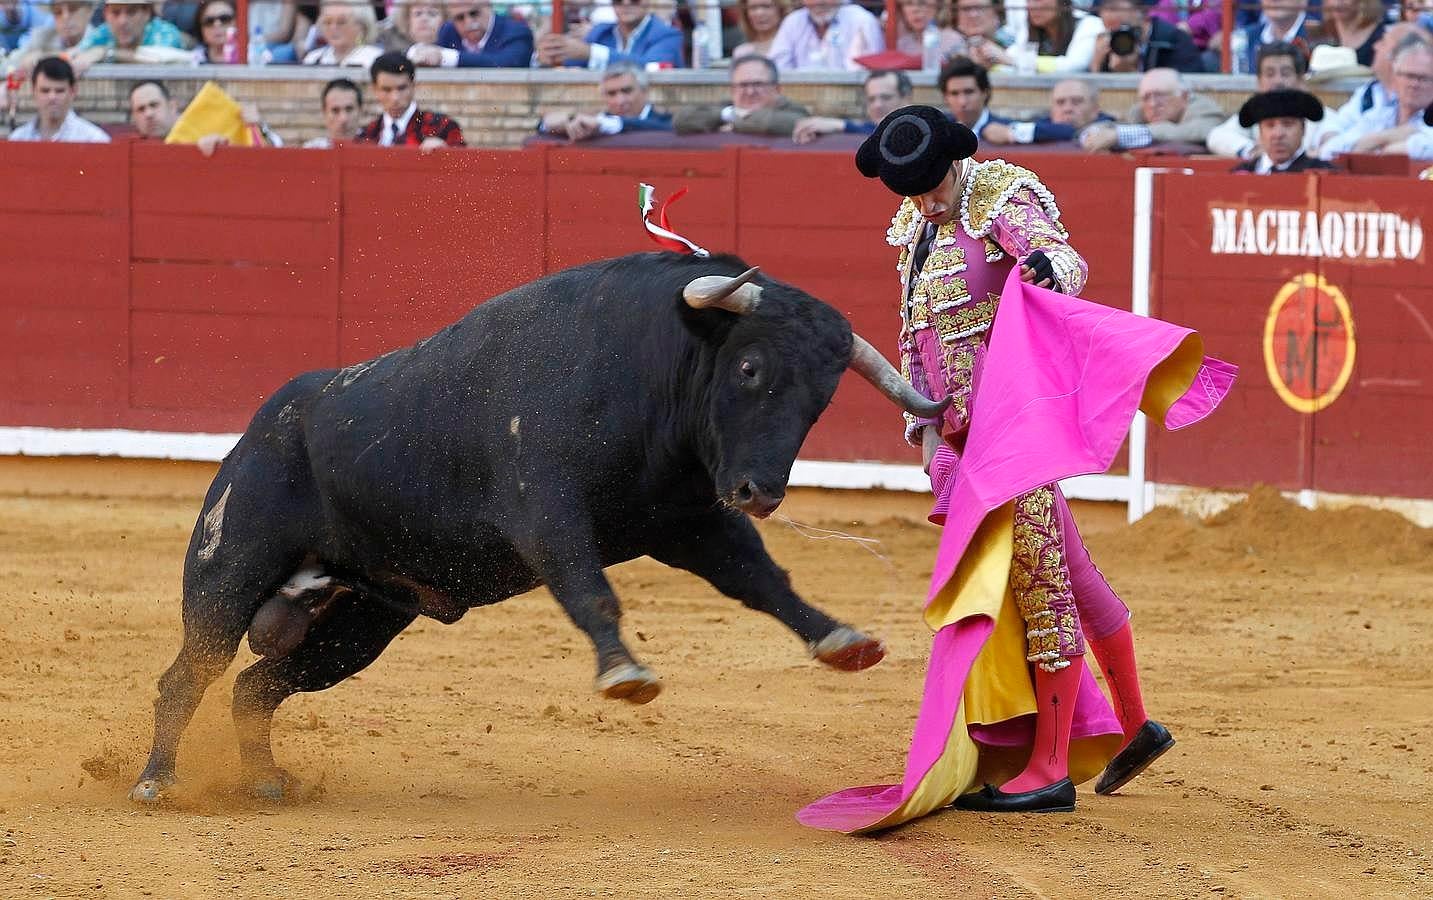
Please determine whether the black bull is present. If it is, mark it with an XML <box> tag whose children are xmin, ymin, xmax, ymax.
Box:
<box><xmin>129</xmin><ymin>252</ymin><xmax>948</xmax><ymax>803</ymax></box>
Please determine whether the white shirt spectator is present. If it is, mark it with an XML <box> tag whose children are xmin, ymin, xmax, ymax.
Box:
<box><xmin>1406</xmin><ymin>130</ymin><xmax>1433</xmax><ymax>160</ymax></box>
<box><xmin>1038</xmin><ymin>12</ymin><xmax>1104</xmax><ymax>74</ymax></box>
<box><xmin>1321</xmin><ymin>79</ymin><xmax>1396</xmax><ymax>138</ymax></box>
<box><xmin>303</xmin><ymin>43</ymin><xmax>382</xmax><ymax>67</ymax></box>
<box><xmin>9</xmin><ymin>109</ymin><xmax>110</xmax><ymax>143</ymax></box>
<box><xmin>304</xmin><ymin>136</ymin><xmax>334</xmax><ymax>148</ymax></box>
<box><xmin>768</xmin><ymin>3</ymin><xmax>883</xmax><ymax>72</ymax></box>
<box><xmin>1318</xmin><ymin>103</ymin><xmax>1431</xmax><ymax>159</ymax></box>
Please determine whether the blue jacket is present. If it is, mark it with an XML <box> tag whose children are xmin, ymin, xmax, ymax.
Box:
<box><xmin>621</xmin><ymin>108</ymin><xmax>674</xmax><ymax>132</ymax></box>
<box><xmin>1030</xmin><ymin>111</ymin><xmax>1115</xmax><ymax>143</ymax></box>
<box><xmin>1238</xmin><ymin>20</ymin><xmax>1314</xmax><ymax>74</ymax></box>
<box><xmin>574</xmin><ymin>16</ymin><xmax>685</xmax><ymax>68</ymax></box>
<box><xmin>437</xmin><ymin>14</ymin><xmax>533</xmax><ymax>68</ymax></box>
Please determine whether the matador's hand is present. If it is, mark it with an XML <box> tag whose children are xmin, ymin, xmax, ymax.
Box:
<box><xmin>1019</xmin><ymin>250</ymin><xmax>1057</xmax><ymax>290</ymax></box>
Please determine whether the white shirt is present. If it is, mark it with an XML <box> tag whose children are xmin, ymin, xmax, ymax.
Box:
<box><xmin>303</xmin><ymin>44</ymin><xmax>382</xmax><ymax>67</ymax></box>
<box><xmin>1319</xmin><ymin>103</ymin><xmax>1429</xmax><ymax>159</ymax></box>
<box><xmin>597</xmin><ymin>103</ymin><xmax>653</xmax><ymax>135</ymax></box>
<box><xmin>303</xmin><ymin>136</ymin><xmax>333</xmax><ymax>148</ymax></box>
<box><xmin>768</xmin><ymin>4</ymin><xmax>884</xmax><ymax>72</ymax></box>
<box><xmin>1252</xmin><ymin>151</ymin><xmax>1309</xmax><ymax>173</ymax></box>
<box><xmin>1259</xmin><ymin>13</ymin><xmax>1306</xmax><ymax>45</ymax></box>
<box><xmin>379</xmin><ymin>102</ymin><xmax>418</xmax><ymax>146</ymax></box>
<box><xmin>8</xmin><ymin>110</ymin><xmax>110</xmax><ymax>143</ymax></box>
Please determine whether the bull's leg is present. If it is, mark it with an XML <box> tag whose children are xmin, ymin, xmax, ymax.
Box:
<box><xmin>648</xmin><ymin>510</ymin><xmax>886</xmax><ymax>671</ymax></box>
<box><xmin>129</xmin><ymin>611</ymin><xmax>251</xmax><ymax>803</ymax></box>
<box><xmin>230</xmin><ymin>589</ymin><xmax>417</xmax><ymax>801</ymax></box>
<box><xmin>520</xmin><ymin>523</ymin><xmax>658</xmax><ymax>704</ymax></box>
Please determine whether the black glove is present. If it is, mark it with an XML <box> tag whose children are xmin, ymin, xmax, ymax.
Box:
<box><xmin>1023</xmin><ymin>249</ymin><xmax>1057</xmax><ymax>290</ymax></box>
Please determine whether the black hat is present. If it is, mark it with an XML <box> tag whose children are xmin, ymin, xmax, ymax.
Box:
<box><xmin>1238</xmin><ymin>89</ymin><xmax>1325</xmax><ymax>128</ymax></box>
<box><xmin>856</xmin><ymin>105</ymin><xmax>979</xmax><ymax>197</ymax></box>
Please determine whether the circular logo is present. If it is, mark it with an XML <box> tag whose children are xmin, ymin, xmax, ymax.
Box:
<box><xmin>1262</xmin><ymin>274</ymin><xmax>1356</xmax><ymax>414</ymax></box>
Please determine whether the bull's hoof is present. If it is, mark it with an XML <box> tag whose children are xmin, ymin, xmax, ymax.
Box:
<box><xmin>811</xmin><ymin>627</ymin><xmax>887</xmax><ymax>672</ymax></box>
<box><xmin>128</xmin><ymin>773</ymin><xmax>177</xmax><ymax>804</ymax></box>
<box><xmin>594</xmin><ymin>663</ymin><xmax>662</xmax><ymax>705</ymax></box>
<box><xmin>247</xmin><ymin>767</ymin><xmax>306</xmax><ymax>803</ymax></box>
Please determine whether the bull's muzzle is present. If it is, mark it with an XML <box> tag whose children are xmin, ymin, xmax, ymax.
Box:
<box><xmin>733</xmin><ymin>479</ymin><xmax>784</xmax><ymax>519</ymax></box>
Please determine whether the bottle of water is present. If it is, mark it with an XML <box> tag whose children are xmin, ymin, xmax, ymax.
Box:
<box><xmin>922</xmin><ymin>27</ymin><xmax>940</xmax><ymax>71</ymax></box>
<box><xmin>247</xmin><ymin>24</ymin><xmax>272</xmax><ymax>66</ymax></box>
<box><xmin>1229</xmin><ymin>27</ymin><xmax>1247</xmax><ymax>75</ymax></box>
<box><xmin>692</xmin><ymin>21</ymin><xmax>709</xmax><ymax>69</ymax></box>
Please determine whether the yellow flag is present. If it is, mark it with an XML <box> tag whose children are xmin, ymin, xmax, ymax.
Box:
<box><xmin>164</xmin><ymin>81</ymin><xmax>253</xmax><ymax>147</ymax></box>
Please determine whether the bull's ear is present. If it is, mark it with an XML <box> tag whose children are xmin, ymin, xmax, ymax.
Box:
<box><xmin>676</xmin><ymin>291</ymin><xmax>738</xmax><ymax>344</ymax></box>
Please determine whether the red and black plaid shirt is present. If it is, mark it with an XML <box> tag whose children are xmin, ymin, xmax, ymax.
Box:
<box><xmin>356</xmin><ymin>109</ymin><xmax>466</xmax><ymax>148</ymax></box>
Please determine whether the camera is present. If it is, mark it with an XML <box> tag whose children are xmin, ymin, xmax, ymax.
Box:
<box><xmin>1108</xmin><ymin>25</ymin><xmax>1140</xmax><ymax>57</ymax></box>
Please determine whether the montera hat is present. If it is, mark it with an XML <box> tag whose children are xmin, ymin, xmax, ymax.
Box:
<box><xmin>855</xmin><ymin>105</ymin><xmax>979</xmax><ymax>197</ymax></box>
<box><xmin>1238</xmin><ymin>89</ymin><xmax>1325</xmax><ymax>127</ymax></box>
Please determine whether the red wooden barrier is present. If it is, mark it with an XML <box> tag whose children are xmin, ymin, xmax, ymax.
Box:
<box><xmin>1146</xmin><ymin>171</ymin><xmax>1433</xmax><ymax>500</ymax></box>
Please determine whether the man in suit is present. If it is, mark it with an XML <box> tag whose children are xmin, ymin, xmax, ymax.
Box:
<box><xmin>537</xmin><ymin>0</ymin><xmax>684</xmax><ymax>69</ymax></box>
<box><xmin>1080</xmin><ymin>67</ymin><xmax>1224</xmax><ymax>152</ymax></box>
<box><xmin>1090</xmin><ymin>0</ymin><xmax>1206</xmax><ymax>73</ymax></box>
<box><xmin>937</xmin><ymin>56</ymin><xmax>1009</xmax><ymax>140</ymax></box>
<box><xmin>1231</xmin><ymin>88</ymin><xmax>1335</xmax><ymax>172</ymax></box>
<box><xmin>982</xmin><ymin>78</ymin><xmax>1116</xmax><ymax>145</ymax></box>
<box><xmin>355</xmin><ymin>52</ymin><xmax>465</xmax><ymax>149</ymax></box>
<box><xmin>791</xmin><ymin>69</ymin><xmax>912</xmax><ymax>144</ymax></box>
<box><xmin>415</xmin><ymin>0</ymin><xmax>532</xmax><ymax>67</ymax></box>
<box><xmin>1238</xmin><ymin>0</ymin><xmax>1314</xmax><ymax>73</ymax></box>
<box><xmin>537</xmin><ymin>62</ymin><xmax>673</xmax><ymax>141</ymax></box>
<box><xmin>674</xmin><ymin>55</ymin><xmax>809</xmax><ymax>136</ymax></box>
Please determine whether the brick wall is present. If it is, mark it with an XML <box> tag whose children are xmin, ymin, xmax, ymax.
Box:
<box><xmin>6</xmin><ymin>65</ymin><xmax>1361</xmax><ymax>147</ymax></box>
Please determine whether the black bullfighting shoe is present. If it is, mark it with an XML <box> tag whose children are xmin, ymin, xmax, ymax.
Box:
<box><xmin>953</xmin><ymin>778</ymin><xmax>1076</xmax><ymax>813</ymax></box>
<box><xmin>1094</xmin><ymin>719</ymin><xmax>1176</xmax><ymax>795</ymax></box>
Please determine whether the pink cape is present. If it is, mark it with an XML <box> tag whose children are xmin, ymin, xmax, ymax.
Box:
<box><xmin>798</xmin><ymin>271</ymin><xmax>1237</xmax><ymax>834</ymax></box>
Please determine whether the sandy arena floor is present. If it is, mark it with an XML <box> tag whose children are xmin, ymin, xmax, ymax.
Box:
<box><xmin>0</xmin><ymin>457</ymin><xmax>1430</xmax><ymax>899</ymax></box>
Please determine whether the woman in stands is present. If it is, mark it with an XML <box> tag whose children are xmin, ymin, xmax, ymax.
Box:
<box><xmin>1312</xmin><ymin>0</ymin><xmax>1388</xmax><ymax>66</ymax></box>
<box><xmin>973</xmin><ymin>0</ymin><xmax>1103</xmax><ymax>73</ymax></box>
<box><xmin>377</xmin><ymin>0</ymin><xmax>444</xmax><ymax>53</ymax></box>
<box><xmin>303</xmin><ymin>0</ymin><xmax>382</xmax><ymax>66</ymax></box>
<box><xmin>731</xmin><ymin>0</ymin><xmax>787</xmax><ymax>58</ymax></box>
<box><xmin>953</xmin><ymin>0</ymin><xmax>1014</xmax><ymax>69</ymax></box>
<box><xmin>191</xmin><ymin>0</ymin><xmax>237</xmax><ymax>63</ymax></box>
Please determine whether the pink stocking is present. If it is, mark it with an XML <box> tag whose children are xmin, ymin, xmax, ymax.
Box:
<box><xmin>1088</xmin><ymin>622</ymin><xmax>1149</xmax><ymax>743</ymax></box>
<box><xmin>1001</xmin><ymin>660</ymin><xmax>1081</xmax><ymax>793</ymax></box>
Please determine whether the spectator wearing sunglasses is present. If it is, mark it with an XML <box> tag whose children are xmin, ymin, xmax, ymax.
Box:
<box><xmin>191</xmin><ymin>0</ymin><xmax>236</xmax><ymax>63</ymax></box>
<box><xmin>424</xmin><ymin>0</ymin><xmax>533</xmax><ymax>67</ymax></box>
<box><xmin>536</xmin><ymin>0</ymin><xmax>685</xmax><ymax>70</ymax></box>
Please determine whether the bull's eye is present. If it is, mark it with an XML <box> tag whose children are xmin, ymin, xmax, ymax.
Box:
<box><xmin>740</xmin><ymin>359</ymin><xmax>758</xmax><ymax>379</ymax></box>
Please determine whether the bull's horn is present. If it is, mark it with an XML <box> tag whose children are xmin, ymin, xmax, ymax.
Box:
<box><xmin>683</xmin><ymin>267</ymin><xmax>763</xmax><ymax>315</ymax></box>
<box><xmin>848</xmin><ymin>334</ymin><xmax>953</xmax><ymax>418</ymax></box>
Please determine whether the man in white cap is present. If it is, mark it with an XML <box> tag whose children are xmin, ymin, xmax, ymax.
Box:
<box><xmin>1230</xmin><ymin>88</ymin><xmax>1334</xmax><ymax>172</ymax></box>
<box><xmin>69</xmin><ymin>0</ymin><xmax>190</xmax><ymax>71</ymax></box>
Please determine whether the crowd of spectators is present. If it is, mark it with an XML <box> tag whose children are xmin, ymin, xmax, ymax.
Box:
<box><xmin>2</xmin><ymin>0</ymin><xmax>1431</xmax><ymax>168</ymax></box>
